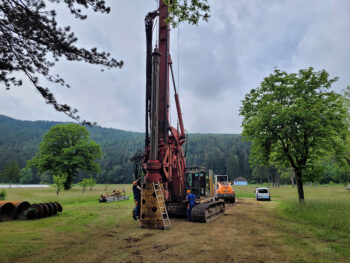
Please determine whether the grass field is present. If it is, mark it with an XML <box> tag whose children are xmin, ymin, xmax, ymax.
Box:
<box><xmin>236</xmin><ymin>185</ymin><xmax>350</xmax><ymax>260</ymax></box>
<box><xmin>0</xmin><ymin>184</ymin><xmax>349</xmax><ymax>262</ymax></box>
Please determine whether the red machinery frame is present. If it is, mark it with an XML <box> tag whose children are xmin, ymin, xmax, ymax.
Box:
<box><xmin>143</xmin><ymin>0</ymin><xmax>187</xmax><ymax>202</ymax></box>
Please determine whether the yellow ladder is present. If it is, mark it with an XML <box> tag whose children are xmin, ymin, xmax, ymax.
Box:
<box><xmin>153</xmin><ymin>182</ymin><xmax>171</xmax><ymax>230</ymax></box>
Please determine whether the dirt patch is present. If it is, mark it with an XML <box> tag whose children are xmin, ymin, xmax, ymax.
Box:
<box><xmin>142</xmin><ymin>233</ymin><xmax>154</xmax><ymax>238</ymax></box>
<box><xmin>153</xmin><ymin>244</ymin><xmax>170</xmax><ymax>252</ymax></box>
<box><xmin>122</xmin><ymin>237</ymin><xmax>140</xmax><ymax>243</ymax></box>
<box><xmin>14</xmin><ymin>198</ymin><xmax>339</xmax><ymax>263</ymax></box>
<box><xmin>102</xmin><ymin>233</ymin><xmax>115</xmax><ymax>237</ymax></box>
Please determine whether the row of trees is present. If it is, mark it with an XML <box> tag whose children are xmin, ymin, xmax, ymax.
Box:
<box><xmin>0</xmin><ymin>115</ymin><xmax>145</xmax><ymax>185</ymax></box>
<box><xmin>0</xmin><ymin>160</ymin><xmax>97</xmax><ymax>195</ymax></box>
<box><xmin>0</xmin><ymin>129</ymin><xmax>252</xmax><ymax>186</ymax></box>
<box><xmin>1</xmin><ymin>117</ymin><xmax>349</xmax><ymax>192</ymax></box>
<box><xmin>0</xmin><ymin>123</ymin><xmax>101</xmax><ymax>194</ymax></box>
<box><xmin>0</xmin><ymin>115</ymin><xmax>256</xmax><ymax>185</ymax></box>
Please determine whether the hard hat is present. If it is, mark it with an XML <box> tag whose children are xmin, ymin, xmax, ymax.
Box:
<box><xmin>187</xmin><ymin>190</ymin><xmax>191</xmax><ymax>194</ymax></box>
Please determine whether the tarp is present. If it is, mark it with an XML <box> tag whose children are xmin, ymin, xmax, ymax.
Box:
<box><xmin>0</xmin><ymin>185</ymin><xmax>50</xmax><ymax>188</ymax></box>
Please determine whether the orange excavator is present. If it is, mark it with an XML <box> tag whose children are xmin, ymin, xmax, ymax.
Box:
<box><xmin>215</xmin><ymin>175</ymin><xmax>236</xmax><ymax>203</ymax></box>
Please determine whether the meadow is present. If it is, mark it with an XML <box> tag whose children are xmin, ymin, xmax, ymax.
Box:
<box><xmin>0</xmin><ymin>184</ymin><xmax>349</xmax><ymax>262</ymax></box>
<box><xmin>236</xmin><ymin>184</ymin><xmax>350</xmax><ymax>260</ymax></box>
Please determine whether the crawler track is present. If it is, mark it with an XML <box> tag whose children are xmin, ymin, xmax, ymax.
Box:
<box><xmin>191</xmin><ymin>201</ymin><xmax>225</xmax><ymax>223</ymax></box>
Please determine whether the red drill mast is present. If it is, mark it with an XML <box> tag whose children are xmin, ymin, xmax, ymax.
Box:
<box><xmin>135</xmin><ymin>1</ymin><xmax>225</xmax><ymax>228</ymax></box>
<box><xmin>144</xmin><ymin>0</ymin><xmax>186</xmax><ymax>202</ymax></box>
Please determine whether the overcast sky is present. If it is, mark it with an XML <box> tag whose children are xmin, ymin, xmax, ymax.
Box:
<box><xmin>1</xmin><ymin>0</ymin><xmax>349</xmax><ymax>133</ymax></box>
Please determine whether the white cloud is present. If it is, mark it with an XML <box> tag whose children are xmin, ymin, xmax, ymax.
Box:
<box><xmin>1</xmin><ymin>0</ymin><xmax>350</xmax><ymax>133</ymax></box>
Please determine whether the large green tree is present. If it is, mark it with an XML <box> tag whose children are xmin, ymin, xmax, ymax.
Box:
<box><xmin>29</xmin><ymin>124</ymin><xmax>102</xmax><ymax>189</ymax></box>
<box><xmin>240</xmin><ymin>68</ymin><xmax>348</xmax><ymax>201</ymax></box>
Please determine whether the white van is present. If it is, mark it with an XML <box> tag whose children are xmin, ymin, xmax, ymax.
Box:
<box><xmin>256</xmin><ymin>187</ymin><xmax>271</xmax><ymax>201</ymax></box>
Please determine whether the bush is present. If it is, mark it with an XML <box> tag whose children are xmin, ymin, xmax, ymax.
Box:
<box><xmin>0</xmin><ymin>190</ymin><xmax>6</xmax><ymax>200</ymax></box>
<box><xmin>78</xmin><ymin>178</ymin><xmax>90</xmax><ymax>193</ymax></box>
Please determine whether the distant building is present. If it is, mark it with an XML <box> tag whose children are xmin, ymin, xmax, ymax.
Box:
<box><xmin>233</xmin><ymin>177</ymin><xmax>248</xmax><ymax>186</ymax></box>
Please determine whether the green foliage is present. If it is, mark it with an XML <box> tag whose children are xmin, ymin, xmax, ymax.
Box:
<box><xmin>186</xmin><ymin>134</ymin><xmax>252</xmax><ymax>179</ymax></box>
<box><xmin>252</xmin><ymin>166</ymin><xmax>270</xmax><ymax>185</ymax></box>
<box><xmin>77</xmin><ymin>177</ymin><xmax>95</xmax><ymax>193</ymax></box>
<box><xmin>278</xmin><ymin>167</ymin><xmax>295</xmax><ymax>186</ymax></box>
<box><xmin>226</xmin><ymin>154</ymin><xmax>240</xmax><ymax>181</ymax></box>
<box><xmin>2</xmin><ymin>114</ymin><xmax>350</xmax><ymax>185</ymax></box>
<box><xmin>334</xmin><ymin>167</ymin><xmax>350</xmax><ymax>186</ymax></box>
<box><xmin>29</xmin><ymin>124</ymin><xmax>102</xmax><ymax>190</ymax></box>
<box><xmin>164</xmin><ymin>0</ymin><xmax>210</xmax><ymax>27</ymax></box>
<box><xmin>19</xmin><ymin>168</ymin><xmax>34</xmax><ymax>184</ymax></box>
<box><xmin>53</xmin><ymin>174</ymin><xmax>68</xmax><ymax>195</ymax></box>
<box><xmin>0</xmin><ymin>115</ymin><xmax>255</xmax><ymax>184</ymax></box>
<box><xmin>3</xmin><ymin>160</ymin><xmax>20</xmax><ymax>188</ymax></box>
<box><xmin>0</xmin><ymin>190</ymin><xmax>6</xmax><ymax>200</ymax></box>
<box><xmin>87</xmin><ymin>177</ymin><xmax>96</xmax><ymax>191</ymax></box>
<box><xmin>1</xmin><ymin>0</ymin><xmax>122</xmax><ymax>124</ymax></box>
<box><xmin>240</xmin><ymin>67</ymin><xmax>348</xmax><ymax>199</ymax></box>
<box><xmin>332</xmin><ymin>87</ymin><xmax>350</xmax><ymax>185</ymax></box>
<box><xmin>78</xmin><ymin>178</ymin><xmax>90</xmax><ymax>193</ymax></box>
<box><xmin>40</xmin><ymin>173</ymin><xmax>52</xmax><ymax>184</ymax></box>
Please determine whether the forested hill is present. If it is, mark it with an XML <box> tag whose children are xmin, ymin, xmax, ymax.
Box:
<box><xmin>0</xmin><ymin>115</ymin><xmax>252</xmax><ymax>184</ymax></box>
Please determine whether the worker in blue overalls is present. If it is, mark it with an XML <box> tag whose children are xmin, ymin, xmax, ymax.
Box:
<box><xmin>132</xmin><ymin>179</ymin><xmax>141</xmax><ymax>220</ymax></box>
<box><xmin>186</xmin><ymin>189</ymin><xmax>196</xmax><ymax>221</ymax></box>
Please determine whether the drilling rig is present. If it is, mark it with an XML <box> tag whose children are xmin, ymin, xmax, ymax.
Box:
<box><xmin>132</xmin><ymin>0</ymin><xmax>225</xmax><ymax>229</ymax></box>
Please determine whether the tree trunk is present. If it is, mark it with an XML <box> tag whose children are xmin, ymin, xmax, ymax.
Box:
<box><xmin>290</xmin><ymin>175</ymin><xmax>295</xmax><ymax>188</ymax></box>
<box><xmin>56</xmin><ymin>187</ymin><xmax>60</xmax><ymax>195</ymax></box>
<box><xmin>64</xmin><ymin>173</ymin><xmax>72</xmax><ymax>190</ymax></box>
<box><xmin>295</xmin><ymin>171</ymin><xmax>304</xmax><ymax>201</ymax></box>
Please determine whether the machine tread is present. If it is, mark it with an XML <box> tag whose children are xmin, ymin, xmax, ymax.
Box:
<box><xmin>191</xmin><ymin>201</ymin><xmax>225</xmax><ymax>223</ymax></box>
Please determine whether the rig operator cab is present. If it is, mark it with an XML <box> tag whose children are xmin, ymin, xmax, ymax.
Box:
<box><xmin>185</xmin><ymin>167</ymin><xmax>211</xmax><ymax>198</ymax></box>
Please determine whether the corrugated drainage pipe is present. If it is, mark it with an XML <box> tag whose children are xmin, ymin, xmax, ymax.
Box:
<box><xmin>0</xmin><ymin>201</ymin><xmax>16</xmax><ymax>222</ymax></box>
<box><xmin>54</xmin><ymin>202</ymin><xmax>63</xmax><ymax>213</ymax></box>
<box><xmin>40</xmin><ymin>203</ymin><xmax>49</xmax><ymax>218</ymax></box>
<box><xmin>45</xmin><ymin>203</ymin><xmax>53</xmax><ymax>216</ymax></box>
<box><xmin>30</xmin><ymin>204</ymin><xmax>44</xmax><ymax>219</ymax></box>
<box><xmin>8</xmin><ymin>201</ymin><xmax>31</xmax><ymax>219</ymax></box>
<box><xmin>50</xmin><ymin>202</ymin><xmax>58</xmax><ymax>215</ymax></box>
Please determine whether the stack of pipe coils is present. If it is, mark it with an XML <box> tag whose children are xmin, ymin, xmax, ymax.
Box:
<box><xmin>0</xmin><ymin>201</ymin><xmax>63</xmax><ymax>221</ymax></box>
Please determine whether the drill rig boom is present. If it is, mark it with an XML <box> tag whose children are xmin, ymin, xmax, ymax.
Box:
<box><xmin>136</xmin><ymin>1</ymin><xmax>225</xmax><ymax>228</ymax></box>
